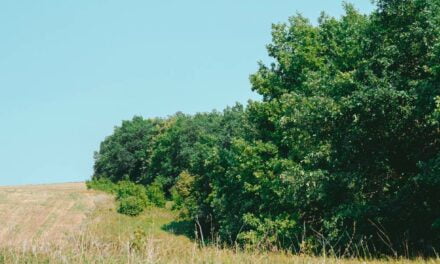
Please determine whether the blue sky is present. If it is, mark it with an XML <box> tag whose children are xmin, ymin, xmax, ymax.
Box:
<box><xmin>0</xmin><ymin>1</ymin><xmax>374</xmax><ymax>185</ymax></box>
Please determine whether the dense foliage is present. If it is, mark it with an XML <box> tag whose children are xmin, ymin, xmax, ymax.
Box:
<box><xmin>86</xmin><ymin>179</ymin><xmax>165</xmax><ymax>216</ymax></box>
<box><xmin>90</xmin><ymin>0</ymin><xmax>440</xmax><ymax>256</ymax></box>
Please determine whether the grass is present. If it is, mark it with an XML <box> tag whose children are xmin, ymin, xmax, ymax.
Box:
<box><xmin>0</xmin><ymin>183</ymin><xmax>439</xmax><ymax>263</ymax></box>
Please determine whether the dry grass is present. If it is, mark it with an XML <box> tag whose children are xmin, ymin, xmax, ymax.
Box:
<box><xmin>0</xmin><ymin>182</ymin><xmax>111</xmax><ymax>249</ymax></box>
<box><xmin>0</xmin><ymin>182</ymin><xmax>438</xmax><ymax>263</ymax></box>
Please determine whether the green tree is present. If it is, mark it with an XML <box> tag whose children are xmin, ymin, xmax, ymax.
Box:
<box><xmin>93</xmin><ymin>116</ymin><xmax>162</xmax><ymax>183</ymax></box>
<box><xmin>91</xmin><ymin>0</ymin><xmax>440</xmax><ymax>256</ymax></box>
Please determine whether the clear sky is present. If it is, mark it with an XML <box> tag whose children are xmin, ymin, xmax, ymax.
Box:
<box><xmin>0</xmin><ymin>1</ymin><xmax>374</xmax><ymax>186</ymax></box>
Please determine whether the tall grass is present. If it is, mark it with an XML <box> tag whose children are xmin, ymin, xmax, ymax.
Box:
<box><xmin>1</xmin><ymin>202</ymin><xmax>438</xmax><ymax>264</ymax></box>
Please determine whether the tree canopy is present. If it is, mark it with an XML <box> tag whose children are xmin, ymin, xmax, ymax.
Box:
<box><xmin>91</xmin><ymin>0</ymin><xmax>440</xmax><ymax>256</ymax></box>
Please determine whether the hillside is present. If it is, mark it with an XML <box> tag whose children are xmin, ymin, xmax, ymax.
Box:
<box><xmin>0</xmin><ymin>182</ymin><xmax>109</xmax><ymax>248</ymax></box>
<box><xmin>0</xmin><ymin>182</ymin><xmax>437</xmax><ymax>263</ymax></box>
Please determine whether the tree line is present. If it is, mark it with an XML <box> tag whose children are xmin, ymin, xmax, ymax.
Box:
<box><xmin>89</xmin><ymin>0</ymin><xmax>440</xmax><ymax>257</ymax></box>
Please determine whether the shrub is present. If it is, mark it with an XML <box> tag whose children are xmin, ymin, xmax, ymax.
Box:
<box><xmin>115</xmin><ymin>181</ymin><xmax>150</xmax><ymax>216</ymax></box>
<box><xmin>118</xmin><ymin>196</ymin><xmax>145</xmax><ymax>216</ymax></box>
<box><xmin>86</xmin><ymin>178</ymin><xmax>117</xmax><ymax>194</ymax></box>
<box><xmin>116</xmin><ymin>181</ymin><xmax>149</xmax><ymax>206</ymax></box>
<box><xmin>170</xmin><ymin>171</ymin><xmax>195</xmax><ymax>214</ymax></box>
<box><xmin>145</xmin><ymin>179</ymin><xmax>166</xmax><ymax>207</ymax></box>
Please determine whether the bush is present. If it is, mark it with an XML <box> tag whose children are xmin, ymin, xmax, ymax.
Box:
<box><xmin>116</xmin><ymin>181</ymin><xmax>149</xmax><ymax>206</ymax></box>
<box><xmin>145</xmin><ymin>179</ymin><xmax>166</xmax><ymax>207</ymax></box>
<box><xmin>86</xmin><ymin>178</ymin><xmax>117</xmax><ymax>194</ymax></box>
<box><xmin>114</xmin><ymin>181</ymin><xmax>150</xmax><ymax>216</ymax></box>
<box><xmin>118</xmin><ymin>196</ymin><xmax>145</xmax><ymax>216</ymax></box>
<box><xmin>170</xmin><ymin>171</ymin><xmax>195</xmax><ymax>214</ymax></box>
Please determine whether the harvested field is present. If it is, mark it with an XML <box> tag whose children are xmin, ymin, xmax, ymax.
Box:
<box><xmin>0</xmin><ymin>182</ymin><xmax>111</xmax><ymax>248</ymax></box>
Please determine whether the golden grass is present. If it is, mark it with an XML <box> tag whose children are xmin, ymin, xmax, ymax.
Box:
<box><xmin>0</xmin><ymin>182</ymin><xmax>111</xmax><ymax>248</ymax></box>
<box><xmin>0</xmin><ymin>183</ymin><xmax>438</xmax><ymax>263</ymax></box>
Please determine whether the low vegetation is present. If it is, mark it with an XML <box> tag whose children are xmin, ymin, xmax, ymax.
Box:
<box><xmin>86</xmin><ymin>179</ymin><xmax>166</xmax><ymax>216</ymax></box>
<box><xmin>1</xmin><ymin>183</ymin><xmax>439</xmax><ymax>263</ymax></box>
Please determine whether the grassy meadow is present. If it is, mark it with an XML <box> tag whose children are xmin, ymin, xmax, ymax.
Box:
<box><xmin>0</xmin><ymin>182</ymin><xmax>438</xmax><ymax>263</ymax></box>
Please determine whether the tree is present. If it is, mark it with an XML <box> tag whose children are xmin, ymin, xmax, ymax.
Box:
<box><xmin>93</xmin><ymin>116</ymin><xmax>162</xmax><ymax>183</ymax></box>
<box><xmin>91</xmin><ymin>0</ymin><xmax>440</xmax><ymax>256</ymax></box>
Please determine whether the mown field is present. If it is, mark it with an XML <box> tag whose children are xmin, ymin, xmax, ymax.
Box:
<box><xmin>0</xmin><ymin>182</ymin><xmax>438</xmax><ymax>264</ymax></box>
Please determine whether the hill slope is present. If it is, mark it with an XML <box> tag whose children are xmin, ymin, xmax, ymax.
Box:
<box><xmin>0</xmin><ymin>182</ymin><xmax>110</xmax><ymax>248</ymax></box>
<box><xmin>0</xmin><ymin>183</ymin><xmax>437</xmax><ymax>263</ymax></box>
